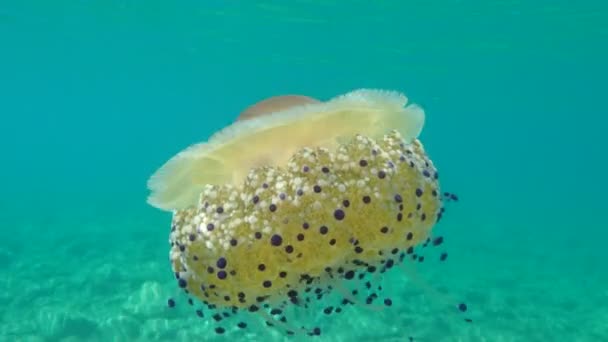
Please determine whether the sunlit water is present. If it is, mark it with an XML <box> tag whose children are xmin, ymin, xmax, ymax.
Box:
<box><xmin>1</xmin><ymin>1</ymin><xmax>607</xmax><ymax>341</ymax></box>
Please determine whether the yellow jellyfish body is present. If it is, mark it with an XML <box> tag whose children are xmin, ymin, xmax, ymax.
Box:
<box><xmin>147</xmin><ymin>89</ymin><xmax>444</xmax><ymax>336</ymax></box>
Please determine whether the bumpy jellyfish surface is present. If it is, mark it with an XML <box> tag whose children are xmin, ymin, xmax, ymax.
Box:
<box><xmin>147</xmin><ymin>89</ymin><xmax>463</xmax><ymax>337</ymax></box>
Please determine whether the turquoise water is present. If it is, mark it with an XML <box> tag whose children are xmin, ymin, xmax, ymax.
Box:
<box><xmin>1</xmin><ymin>1</ymin><xmax>607</xmax><ymax>341</ymax></box>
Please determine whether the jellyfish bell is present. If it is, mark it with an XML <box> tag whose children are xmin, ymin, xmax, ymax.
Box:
<box><xmin>147</xmin><ymin>89</ymin><xmax>425</xmax><ymax>212</ymax></box>
<box><xmin>237</xmin><ymin>94</ymin><xmax>322</xmax><ymax>122</ymax></box>
<box><xmin>232</xmin><ymin>94</ymin><xmax>323</xmax><ymax>172</ymax></box>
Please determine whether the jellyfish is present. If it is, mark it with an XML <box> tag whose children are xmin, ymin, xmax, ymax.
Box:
<box><xmin>146</xmin><ymin>89</ymin><xmax>468</xmax><ymax>337</ymax></box>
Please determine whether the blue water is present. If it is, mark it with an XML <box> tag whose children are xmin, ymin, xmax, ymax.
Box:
<box><xmin>1</xmin><ymin>1</ymin><xmax>607</xmax><ymax>341</ymax></box>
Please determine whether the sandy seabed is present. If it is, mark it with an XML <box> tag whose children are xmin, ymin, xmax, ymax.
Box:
<box><xmin>1</xmin><ymin>212</ymin><xmax>606</xmax><ymax>342</ymax></box>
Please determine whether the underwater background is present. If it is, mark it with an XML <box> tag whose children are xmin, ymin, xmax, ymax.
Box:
<box><xmin>1</xmin><ymin>1</ymin><xmax>607</xmax><ymax>341</ymax></box>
